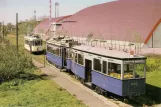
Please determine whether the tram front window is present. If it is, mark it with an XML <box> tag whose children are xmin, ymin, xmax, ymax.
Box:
<box><xmin>34</xmin><ymin>40</ymin><xmax>42</xmax><ymax>46</ymax></box>
<box><xmin>135</xmin><ymin>63</ymin><xmax>145</xmax><ymax>78</ymax></box>
<box><xmin>29</xmin><ymin>41</ymin><xmax>33</xmax><ymax>46</ymax></box>
<box><xmin>124</xmin><ymin>60</ymin><xmax>146</xmax><ymax>79</ymax></box>
<box><xmin>124</xmin><ymin>64</ymin><xmax>134</xmax><ymax>79</ymax></box>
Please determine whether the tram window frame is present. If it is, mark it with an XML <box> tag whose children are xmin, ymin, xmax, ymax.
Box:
<box><xmin>78</xmin><ymin>54</ymin><xmax>84</xmax><ymax>65</ymax></box>
<box><xmin>93</xmin><ymin>58</ymin><xmax>101</xmax><ymax>72</ymax></box>
<box><xmin>102</xmin><ymin>61</ymin><xmax>107</xmax><ymax>74</ymax></box>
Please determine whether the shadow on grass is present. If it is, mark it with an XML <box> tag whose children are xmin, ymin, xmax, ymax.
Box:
<box><xmin>145</xmin><ymin>84</ymin><xmax>161</xmax><ymax>105</ymax></box>
<box><xmin>131</xmin><ymin>84</ymin><xmax>161</xmax><ymax>106</ymax></box>
<box><xmin>0</xmin><ymin>71</ymin><xmax>58</xmax><ymax>84</ymax></box>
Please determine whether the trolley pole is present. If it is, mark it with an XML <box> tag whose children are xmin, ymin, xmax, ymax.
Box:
<box><xmin>16</xmin><ymin>13</ymin><xmax>19</xmax><ymax>51</ymax></box>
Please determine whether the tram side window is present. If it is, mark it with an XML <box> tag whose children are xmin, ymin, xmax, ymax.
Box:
<box><xmin>69</xmin><ymin>51</ymin><xmax>72</xmax><ymax>58</ymax></box>
<box><xmin>47</xmin><ymin>46</ymin><xmax>52</xmax><ymax>53</ymax></box>
<box><xmin>94</xmin><ymin>58</ymin><xmax>101</xmax><ymax>72</ymax></box>
<box><xmin>66</xmin><ymin>50</ymin><xmax>71</xmax><ymax>59</ymax></box>
<box><xmin>40</xmin><ymin>40</ymin><xmax>42</xmax><ymax>46</ymax></box>
<box><xmin>135</xmin><ymin>63</ymin><xmax>145</xmax><ymax>78</ymax></box>
<box><xmin>108</xmin><ymin>62</ymin><xmax>121</xmax><ymax>79</ymax></box>
<box><xmin>25</xmin><ymin>40</ymin><xmax>29</xmax><ymax>45</ymax></box>
<box><xmin>59</xmin><ymin>48</ymin><xmax>61</xmax><ymax>57</ymax></box>
<box><xmin>66</xmin><ymin>50</ymin><xmax>69</xmax><ymax>58</ymax></box>
<box><xmin>55</xmin><ymin>48</ymin><xmax>60</xmax><ymax>56</ymax></box>
<box><xmin>75</xmin><ymin>53</ymin><xmax>78</xmax><ymax>63</ymax></box>
<box><xmin>67</xmin><ymin>50</ymin><xmax>72</xmax><ymax>59</ymax></box>
<box><xmin>29</xmin><ymin>41</ymin><xmax>33</xmax><ymax>46</ymax></box>
<box><xmin>103</xmin><ymin>61</ymin><xmax>107</xmax><ymax>74</ymax></box>
<box><xmin>78</xmin><ymin>54</ymin><xmax>84</xmax><ymax>65</ymax></box>
<box><xmin>71</xmin><ymin>52</ymin><xmax>75</xmax><ymax>61</ymax></box>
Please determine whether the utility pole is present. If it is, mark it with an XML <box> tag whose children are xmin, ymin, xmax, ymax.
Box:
<box><xmin>43</xmin><ymin>0</ymin><xmax>52</xmax><ymax>67</ymax></box>
<box><xmin>0</xmin><ymin>22</ymin><xmax>1</xmax><ymax>36</ymax></box>
<box><xmin>16</xmin><ymin>13</ymin><xmax>19</xmax><ymax>51</ymax></box>
<box><xmin>2</xmin><ymin>21</ymin><xmax>4</xmax><ymax>40</ymax></box>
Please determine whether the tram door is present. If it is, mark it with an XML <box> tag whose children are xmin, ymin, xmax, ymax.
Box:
<box><xmin>85</xmin><ymin>59</ymin><xmax>92</xmax><ymax>82</ymax></box>
<box><xmin>62</xmin><ymin>48</ymin><xmax>67</xmax><ymax>67</ymax></box>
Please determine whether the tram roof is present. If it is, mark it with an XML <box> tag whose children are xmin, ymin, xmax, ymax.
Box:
<box><xmin>72</xmin><ymin>45</ymin><xmax>146</xmax><ymax>60</ymax></box>
<box><xmin>47</xmin><ymin>37</ymin><xmax>75</xmax><ymax>46</ymax></box>
<box><xmin>24</xmin><ymin>35</ymin><xmax>42</xmax><ymax>41</ymax></box>
<box><xmin>47</xmin><ymin>39</ymin><xmax>69</xmax><ymax>47</ymax></box>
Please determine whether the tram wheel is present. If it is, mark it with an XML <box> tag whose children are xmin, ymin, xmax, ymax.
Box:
<box><xmin>95</xmin><ymin>86</ymin><xmax>101</xmax><ymax>94</ymax></box>
<box><xmin>91</xmin><ymin>84</ymin><xmax>96</xmax><ymax>90</ymax></box>
<box><xmin>81</xmin><ymin>79</ymin><xmax>85</xmax><ymax>85</ymax></box>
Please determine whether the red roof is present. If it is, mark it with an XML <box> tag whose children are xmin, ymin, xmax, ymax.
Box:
<box><xmin>34</xmin><ymin>15</ymin><xmax>71</xmax><ymax>34</ymax></box>
<box><xmin>57</xmin><ymin>0</ymin><xmax>161</xmax><ymax>44</ymax></box>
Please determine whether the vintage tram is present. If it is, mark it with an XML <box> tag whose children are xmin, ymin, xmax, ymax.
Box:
<box><xmin>46</xmin><ymin>37</ymin><xmax>147</xmax><ymax>97</ymax></box>
<box><xmin>24</xmin><ymin>34</ymin><xmax>43</xmax><ymax>53</ymax></box>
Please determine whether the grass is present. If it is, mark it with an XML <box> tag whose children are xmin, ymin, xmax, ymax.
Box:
<box><xmin>146</xmin><ymin>56</ymin><xmax>161</xmax><ymax>88</ymax></box>
<box><xmin>0</xmin><ymin>70</ymin><xmax>86</xmax><ymax>107</ymax></box>
<box><xmin>3</xmin><ymin>35</ymin><xmax>86</xmax><ymax>107</ymax></box>
<box><xmin>146</xmin><ymin>71</ymin><xmax>161</xmax><ymax>88</ymax></box>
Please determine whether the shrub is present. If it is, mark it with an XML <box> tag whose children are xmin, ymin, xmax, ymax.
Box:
<box><xmin>146</xmin><ymin>57</ymin><xmax>161</xmax><ymax>72</ymax></box>
<box><xmin>0</xmin><ymin>44</ymin><xmax>34</xmax><ymax>81</ymax></box>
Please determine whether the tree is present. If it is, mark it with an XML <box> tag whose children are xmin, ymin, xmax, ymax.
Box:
<box><xmin>7</xmin><ymin>23</ymin><xmax>12</xmax><ymax>32</ymax></box>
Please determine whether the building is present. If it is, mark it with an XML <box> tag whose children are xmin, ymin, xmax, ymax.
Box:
<box><xmin>33</xmin><ymin>15</ymin><xmax>71</xmax><ymax>40</ymax></box>
<box><xmin>56</xmin><ymin>0</ymin><xmax>161</xmax><ymax>54</ymax></box>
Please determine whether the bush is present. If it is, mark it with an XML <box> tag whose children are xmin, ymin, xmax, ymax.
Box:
<box><xmin>0</xmin><ymin>44</ymin><xmax>35</xmax><ymax>81</ymax></box>
<box><xmin>146</xmin><ymin>56</ymin><xmax>161</xmax><ymax>72</ymax></box>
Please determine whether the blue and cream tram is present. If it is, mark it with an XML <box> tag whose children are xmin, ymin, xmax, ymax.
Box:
<box><xmin>46</xmin><ymin>37</ymin><xmax>79</xmax><ymax>70</ymax></box>
<box><xmin>69</xmin><ymin>45</ymin><xmax>147</xmax><ymax>97</ymax></box>
<box><xmin>46</xmin><ymin>37</ymin><xmax>147</xmax><ymax>97</ymax></box>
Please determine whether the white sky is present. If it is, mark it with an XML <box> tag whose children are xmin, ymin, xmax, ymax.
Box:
<box><xmin>0</xmin><ymin>0</ymin><xmax>116</xmax><ymax>24</ymax></box>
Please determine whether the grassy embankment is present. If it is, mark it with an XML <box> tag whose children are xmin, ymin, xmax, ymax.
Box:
<box><xmin>0</xmin><ymin>71</ymin><xmax>86</xmax><ymax>107</ymax></box>
<box><xmin>0</xmin><ymin>37</ymin><xmax>86</xmax><ymax>107</ymax></box>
